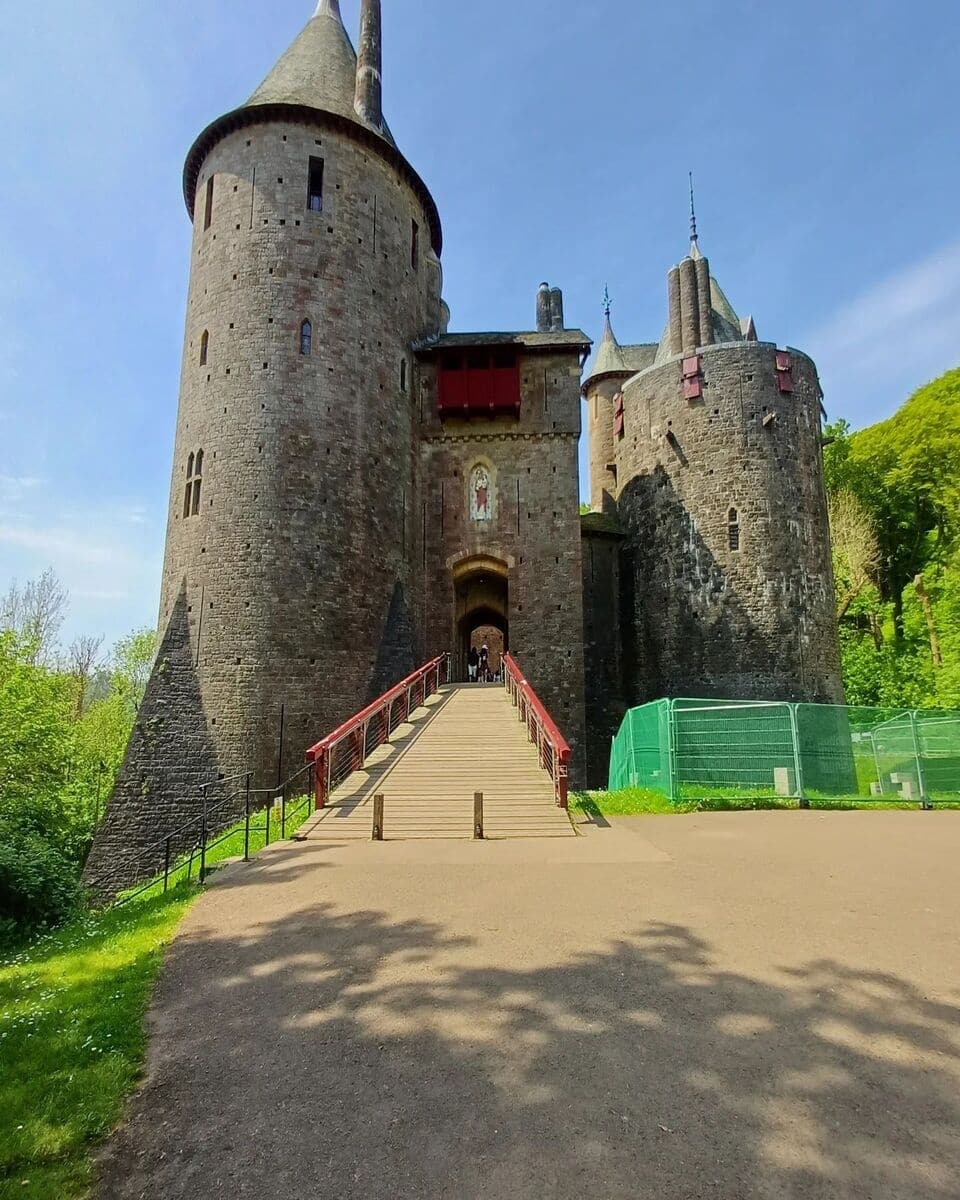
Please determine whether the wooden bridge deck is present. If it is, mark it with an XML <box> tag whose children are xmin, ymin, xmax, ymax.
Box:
<box><xmin>298</xmin><ymin>684</ymin><xmax>575</xmax><ymax>841</ymax></box>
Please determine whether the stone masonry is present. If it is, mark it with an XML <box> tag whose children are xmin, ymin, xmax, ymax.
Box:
<box><xmin>86</xmin><ymin>1</ymin><xmax>845</xmax><ymax>889</ymax></box>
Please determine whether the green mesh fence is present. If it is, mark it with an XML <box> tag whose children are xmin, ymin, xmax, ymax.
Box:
<box><xmin>607</xmin><ymin>699</ymin><xmax>960</xmax><ymax>805</ymax></box>
<box><xmin>608</xmin><ymin>700</ymin><xmax>672</xmax><ymax>794</ymax></box>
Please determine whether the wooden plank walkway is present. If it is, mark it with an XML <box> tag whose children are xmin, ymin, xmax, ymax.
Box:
<box><xmin>298</xmin><ymin>684</ymin><xmax>575</xmax><ymax>840</ymax></box>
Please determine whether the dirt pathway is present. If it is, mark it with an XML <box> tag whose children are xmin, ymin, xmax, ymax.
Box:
<box><xmin>97</xmin><ymin>812</ymin><xmax>960</xmax><ymax>1199</ymax></box>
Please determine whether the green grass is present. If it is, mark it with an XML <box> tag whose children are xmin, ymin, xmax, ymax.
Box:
<box><xmin>0</xmin><ymin>793</ymin><xmax>314</xmax><ymax>1198</ymax></box>
<box><xmin>0</xmin><ymin>889</ymin><xmax>196</xmax><ymax>1200</ymax></box>
<box><xmin>574</xmin><ymin>787</ymin><xmax>960</xmax><ymax>817</ymax></box>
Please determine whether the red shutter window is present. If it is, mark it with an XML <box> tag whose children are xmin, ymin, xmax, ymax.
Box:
<box><xmin>776</xmin><ymin>351</ymin><xmax>794</xmax><ymax>394</ymax></box>
<box><xmin>683</xmin><ymin>376</ymin><xmax>703</xmax><ymax>400</ymax></box>
<box><xmin>682</xmin><ymin>355</ymin><xmax>701</xmax><ymax>379</ymax></box>
<box><xmin>776</xmin><ymin>372</ymin><xmax>794</xmax><ymax>394</ymax></box>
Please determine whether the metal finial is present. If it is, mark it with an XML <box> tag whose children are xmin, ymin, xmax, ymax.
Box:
<box><xmin>689</xmin><ymin>172</ymin><xmax>699</xmax><ymax>248</ymax></box>
<box><xmin>602</xmin><ymin>284</ymin><xmax>612</xmax><ymax>318</ymax></box>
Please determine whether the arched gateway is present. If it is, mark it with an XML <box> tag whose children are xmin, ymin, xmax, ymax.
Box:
<box><xmin>453</xmin><ymin>555</ymin><xmax>509</xmax><ymax>680</ymax></box>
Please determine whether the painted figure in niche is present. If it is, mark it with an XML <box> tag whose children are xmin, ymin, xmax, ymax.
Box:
<box><xmin>471</xmin><ymin>466</ymin><xmax>492</xmax><ymax>521</ymax></box>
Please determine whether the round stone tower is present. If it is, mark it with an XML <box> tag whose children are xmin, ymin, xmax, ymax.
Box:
<box><xmin>581</xmin><ymin>295</ymin><xmax>656</xmax><ymax>513</ymax></box>
<box><xmin>610</xmin><ymin>234</ymin><xmax>843</xmax><ymax>704</ymax></box>
<box><xmin>160</xmin><ymin>0</ymin><xmax>443</xmax><ymax>788</ymax></box>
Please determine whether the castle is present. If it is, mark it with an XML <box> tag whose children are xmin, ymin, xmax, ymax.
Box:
<box><xmin>86</xmin><ymin>0</ymin><xmax>842</xmax><ymax>886</ymax></box>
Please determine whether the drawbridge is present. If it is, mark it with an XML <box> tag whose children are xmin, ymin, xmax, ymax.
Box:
<box><xmin>298</xmin><ymin>657</ymin><xmax>575</xmax><ymax>841</ymax></box>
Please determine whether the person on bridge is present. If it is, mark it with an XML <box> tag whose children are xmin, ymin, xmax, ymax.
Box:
<box><xmin>468</xmin><ymin>645</ymin><xmax>479</xmax><ymax>683</ymax></box>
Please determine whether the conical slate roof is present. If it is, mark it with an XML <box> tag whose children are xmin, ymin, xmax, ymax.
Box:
<box><xmin>183</xmin><ymin>0</ymin><xmax>439</xmax><ymax>253</ymax></box>
<box><xmin>246</xmin><ymin>1</ymin><xmax>394</xmax><ymax>146</ymax></box>
<box><xmin>584</xmin><ymin>313</ymin><xmax>628</xmax><ymax>382</ymax></box>
<box><xmin>582</xmin><ymin>311</ymin><xmax>657</xmax><ymax>392</ymax></box>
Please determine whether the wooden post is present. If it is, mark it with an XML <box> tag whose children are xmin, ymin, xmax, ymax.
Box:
<box><xmin>373</xmin><ymin>794</ymin><xmax>384</xmax><ymax>841</ymax></box>
<box><xmin>474</xmin><ymin>792</ymin><xmax>484</xmax><ymax>840</ymax></box>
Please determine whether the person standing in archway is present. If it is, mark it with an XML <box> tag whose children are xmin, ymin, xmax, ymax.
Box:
<box><xmin>468</xmin><ymin>644</ymin><xmax>479</xmax><ymax>684</ymax></box>
<box><xmin>479</xmin><ymin>642</ymin><xmax>490</xmax><ymax>683</ymax></box>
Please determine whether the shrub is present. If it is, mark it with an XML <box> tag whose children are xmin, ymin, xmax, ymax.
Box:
<box><xmin>0</xmin><ymin>820</ymin><xmax>83</xmax><ymax>943</ymax></box>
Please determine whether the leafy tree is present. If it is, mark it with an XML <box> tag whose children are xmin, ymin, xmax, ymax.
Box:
<box><xmin>68</xmin><ymin>633</ymin><xmax>104</xmax><ymax>718</ymax></box>
<box><xmin>0</xmin><ymin>619</ymin><xmax>156</xmax><ymax>939</ymax></box>
<box><xmin>828</xmin><ymin>490</ymin><xmax>881</xmax><ymax>620</ymax></box>
<box><xmin>0</xmin><ymin>632</ymin><xmax>76</xmax><ymax>840</ymax></box>
<box><xmin>0</xmin><ymin>568</ymin><xmax>69</xmax><ymax>665</ymax></box>
<box><xmin>826</xmin><ymin>368</ymin><xmax>960</xmax><ymax>706</ymax></box>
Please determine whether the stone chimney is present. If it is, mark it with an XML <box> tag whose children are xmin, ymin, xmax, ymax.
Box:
<box><xmin>536</xmin><ymin>282</ymin><xmax>552</xmax><ymax>332</ymax></box>
<box><xmin>355</xmin><ymin>0</ymin><xmax>383</xmax><ymax>128</ymax></box>
<box><xmin>549</xmin><ymin>287</ymin><xmax>565</xmax><ymax>331</ymax></box>
<box><xmin>536</xmin><ymin>282</ymin><xmax>565</xmax><ymax>332</ymax></box>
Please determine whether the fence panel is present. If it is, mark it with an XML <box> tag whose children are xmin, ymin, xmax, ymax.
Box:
<box><xmin>608</xmin><ymin>700</ymin><xmax>670</xmax><ymax>795</ymax></box>
<box><xmin>916</xmin><ymin>713</ymin><xmax>960</xmax><ymax>800</ymax></box>
<box><xmin>609</xmin><ymin>697</ymin><xmax>960</xmax><ymax>806</ymax></box>
<box><xmin>673</xmin><ymin>700</ymin><xmax>798</xmax><ymax>800</ymax></box>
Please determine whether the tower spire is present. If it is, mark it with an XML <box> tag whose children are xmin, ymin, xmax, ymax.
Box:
<box><xmin>689</xmin><ymin>171</ymin><xmax>700</xmax><ymax>255</ymax></box>
<box><xmin>602</xmin><ymin>284</ymin><xmax>612</xmax><ymax>319</ymax></box>
<box><xmin>355</xmin><ymin>0</ymin><xmax>384</xmax><ymax>129</ymax></box>
<box><xmin>315</xmin><ymin>0</ymin><xmax>342</xmax><ymax>16</ymax></box>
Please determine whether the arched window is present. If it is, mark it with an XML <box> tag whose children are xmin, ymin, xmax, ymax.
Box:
<box><xmin>728</xmin><ymin>507</ymin><xmax>741</xmax><ymax>552</ymax></box>
<box><xmin>300</xmin><ymin>320</ymin><xmax>312</xmax><ymax>357</ymax></box>
<box><xmin>400</xmin><ymin>358</ymin><xmax>408</xmax><ymax>393</ymax></box>
<box><xmin>199</xmin><ymin>330</ymin><xmax>209</xmax><ymax>367</ymax></box>
<box><xmin>183</xmin><ymin>450</ymin><xmax>203</xmax><ymax>519</ymax></box>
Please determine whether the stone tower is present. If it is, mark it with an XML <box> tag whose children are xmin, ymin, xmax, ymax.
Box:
<box><xmin>581</xmin><ymin>220</ymin><xmax>844</xmax><ymax>774</ymax></box>
<box><xmin>581</xmin><ymin>295</ymin><xmax>656</xmax><ymax>513</ymax></box>
<box><xmin>85</xmin><ymin>0</ymin><xmax>445</xmax><ymax>887</ymax></box>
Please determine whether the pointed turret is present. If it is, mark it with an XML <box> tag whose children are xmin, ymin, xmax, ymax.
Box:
<box><xmin>583</xmin><ymin>308</ymin><xmax>627</xmax><ymax>385</ymax></box>
<box><xmin>246</xmin><ymin>1</ymin><xmax>362</xmax><ymax>127</ymax></box>
<box><xmin>355</xmin><ymin>0</ymin><xmax>384</xmax><ymax>130</ymax></box>
<box><xmin>659</xmin><ymin>192</ymin><xmax>754</xmax><ymax>361</ymax></box>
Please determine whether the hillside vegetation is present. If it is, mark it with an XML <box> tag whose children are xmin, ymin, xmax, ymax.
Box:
<box><xmin>0</xmin><ymin>576</ymin><xmax>154</xmax><ymax>944</ymax></box>
<box><xmin>825</xmin><ymin>367</ymin><xmax>960</xmax><ymax>708</ymax></box>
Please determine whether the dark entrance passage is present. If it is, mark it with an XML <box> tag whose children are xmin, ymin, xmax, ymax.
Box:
<box><xmin>453</xmin><ymin>556</ymin><xmax>509</xmax><ymax>682</ymax></box>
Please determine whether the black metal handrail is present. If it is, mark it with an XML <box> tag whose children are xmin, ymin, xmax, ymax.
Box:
<box><xmin>91</xmin><ymin>760</ymin><xmax>317</xmax><ymax>908</ymax></box>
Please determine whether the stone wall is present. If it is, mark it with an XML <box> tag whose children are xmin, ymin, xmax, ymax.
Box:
<box><xmin>584</xmin><ymin>377</ymin><xmax>621</xmax><ymax>513</ymax></box>
<box><xmin>580</xmin><ymin>519</ymin><xmax>627</xmax><ymax>787</ymax></box>
<box><xmin>82</xmin><ymin>587</ymin><xmax>227</xmax><ymax>895</ymax></box>
<box><xmin>86</xmin><ymin>110</ymin><xmax>443</xmax><ymax>887</ymax></box>
<box><xmin>417</xmin><ymin>349</ymin><xmax>587</xmax><ymax>780</ymax></box>
<box><xmin>614</xmin><ymin>341</ymin><xmax>844</xmax><ymax>705</ymax></box>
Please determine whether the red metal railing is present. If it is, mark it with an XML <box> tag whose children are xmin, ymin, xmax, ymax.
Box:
<box><xmin>502</xmin><ymin>653</ymin><xmax>571</xmax><ymax>809</ymax></box>
<box><xmin>306</xmin><ymin>654</ymin><xmax>450</xmax><ymax>810</ymax></box>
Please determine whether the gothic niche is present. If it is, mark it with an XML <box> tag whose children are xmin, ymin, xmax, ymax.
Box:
<box><xmin>470</xmin><ymin>464</ymin><xmax>492</xmax><ymax>522</ymax></box>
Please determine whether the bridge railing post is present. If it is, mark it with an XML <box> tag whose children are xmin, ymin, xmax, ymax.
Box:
<box><xmin>373</xmin><ymin>794</ymin><xmax>385</xmax><ymax>841</ymax></box>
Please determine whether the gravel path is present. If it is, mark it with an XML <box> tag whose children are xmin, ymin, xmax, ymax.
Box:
<box><xmin>97</xmin><ymin>812</ymin><xmax>960</xmax><ymax>1199</ymax></box>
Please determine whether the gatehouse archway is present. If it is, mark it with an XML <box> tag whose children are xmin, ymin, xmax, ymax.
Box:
<box><xmin>452</xmin><ymin>555</ymin><xmax>509</xmax><ymax>681</ymax></box>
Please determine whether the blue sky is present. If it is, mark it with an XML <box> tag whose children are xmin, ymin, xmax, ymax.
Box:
<box><xmin>1</xmin><ymin>0</ymin><xmax>957</xmax><ymax>646</ymax></box>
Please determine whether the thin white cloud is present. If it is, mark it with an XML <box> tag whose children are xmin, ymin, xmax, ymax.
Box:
<box><xmin>0</xmin><ymin>522</ymin><xmax>118</xmax><ymax>567</ymax></box>
<box><xmin>806</xmin><ymin>241</ymin><xmax>960</xmax><ymax>424</ymax></box>
<box><xmin>0</xmin><ymin>510</ymin><xmax>163</xmax><ymax>645</ymax></box>
<box><xmin>0</xmin><ymin>474</ymin><xmax>43</xmax><ymax>501</ymax></box>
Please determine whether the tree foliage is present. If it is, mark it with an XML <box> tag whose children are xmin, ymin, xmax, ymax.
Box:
<box><xmin>824</xmin><ymin>367</ymin><xmax>960</xmax><ymax>708</ymax></box>
<box><xmin>0</xmin><ymin>575</ymin><xmax>155</xmax><ymax>939</ymax></box>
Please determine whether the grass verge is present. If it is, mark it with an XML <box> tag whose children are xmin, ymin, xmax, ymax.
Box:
<box><xmin>573</xmin><ymin>787</ymin><xmax>960</xmax><ymax>818</ymax></box>
<box><xmin>0</xmin><ymin>889</ymin><xmax>196</xmax><ymax>1200</ymax></box>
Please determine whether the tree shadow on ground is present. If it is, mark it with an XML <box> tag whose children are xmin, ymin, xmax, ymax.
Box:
<box><xmin>97</xmin><ymin>888</ymin><xmax>960</xmax><ymax>1199</ymax></box>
